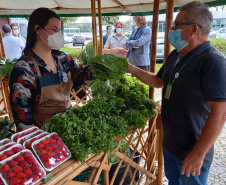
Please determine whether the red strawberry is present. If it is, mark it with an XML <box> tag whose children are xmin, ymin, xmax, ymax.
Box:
<box><xmin>12</xmin><ymin>147</ymin><xmax>22</xmax><ymax>153</ymax></box>
<box><xmin>24</xmin><ymin>168</ymin><xmax>32</xmax><ymax>177</ymax></box>
<box><xmin>59</xmin><ymin>145</ymin><xmax>67</xmax><ymax>152</ymax></box>
<box><xmin>43</xmin><ymin>134</ymin><xmax>48</xmax><ymax>136</ymax></box>
<box><xmin>13</xmin><ymin>165</ymin><xmax>23</xmax><ymax>173</ymax></box>
<box><xmin>0</xmin><ymin>154</ymin><xmax>7</xmax><ymax>161</ymax></box>
<box><xmin>4</xmin><ymin>150</ymin><xmax>14</xmax><ymax>157</ymax></box>
<box><xmin>15</xmin><ymin>155</ymin><xmax>24</xmax><ymax>162</ymax></box>
<box><xmin>41</xmin><ymin>139</ymin><xmax>49</xmax><ymax>145</ymax></box>
<box><xmin>54</xmin><ymin>149</ymin><xmax>61</xmax><ymax>155</ymax></box>
<box><xmin>20</xmin><ymin>133</ymin><xmax>26</xmax><ymax>137</ymax></box>
<box><xmin>19</xmin><ymin>161</ymin><xmax>29</xmax><ymax>168</ymax></box>
<box><xmin>0</xmin><ymin>164</ymin><xmax>10</xmax><ymax>173</ymax></box>
<box><xmin>26</xmin><ymin>157</ymin><xmax>36</xmax><ymax>165</ymax></box>
<box><xmin>22</xmin><ymin>152</ymin><xmax>32</xmax><ymax>158</ymax></box>
<box><xmin>44</xmin><ymin>145</ymin><xmax>52</xmax><ymax>151</ymax></box>
<box><xmin>27</xmin><ymin>131</ymin><xmax>32</xmax><ymax>135</ymax></box>
<box><xmin>3</xmin><ymin>140</ymin><xmax>10</xmax><ymax>145</ymax></box>
<box><xmin>32</xmin><ymin>138</ymin><xmax>38</xmax><ymax>142</ymax></box>
<box><xmin>35</xmin><ymin>169</ymin><xmax>44</xmax><ymax>177</ymax></box>
<box><xmin>9</xmin><ymin>177</ymin><xmax>20</xmax><ymax>185</ymax></box>
<box><xmin>36</xmin><ymin>131</ymin><xmax>42</xmax><ymax>135</ymax></box>
<box><xmin>56</xmin><ymin>140</ymin><xmax>63</xmax><ymax>146</ymax></box>
<box><xmin>47</xmin><ymin>151</ymin><xmax>55</xmax><ymax>157</ymax></box>
<box><xmin>19</xmin><ymin>139</ymin><xmax>26</xmax><ymax>145</ymax></box>
<box><xmin>31</xmin><ymin>164</ymin><xmax>39</xmax><ymax>171</ymax></box>
<box><xmin>52</xmin><ymin>134</ymin><xmax>60</xmax><ymax>140</ymax></box>
<box><xmin>53</xmin><ymin>157</ymin><xmax>61</xmax><ymax>164</ymax></box>
<box><xmin>13</xmin><ymin>135</ymin><xmax>20</xmax><ymax>141</ymax></box>
<box><xmin>48</xmin><ymin>138</ymin><xmax>56</xmax><ymax>143</ymax></box>
<box><xmin>16</xmin><ymin>172</ymin><xmax>26</xmax><ymax>179</ymax></box>
<box><xmin>6</xmin><ymin>171</ymin><xmax>16</xmax><ymax>179</ymax></box>
<box><xmin>63</xmin><ymin>151</ymin><xmax>70</xmax><ymax>157</ymax></box>
<box><xmin>41</xmin><ymin>155</ymin><xmax>49</xmax><ymax>162</ymax></box>
<box><xmin>45</xmin><ymin>161</ymin><xmax>54</xmax><ymax>168</ymax></box>
<box><xmin>7</xmin><ymin>160</ymin><xmax>18</xmax><ymax>167</ymax></box>
<box><xmin>29</xmin><ymin>174</ymin><xmax>39</xmax><ymax>182</ymax></box>
<box><xmin>32</xmin><ymin>128</ymin><xmax>38</xmax><ymax>132</ymax></box>
<box><xmin>39</xmin><ymin>149</ymin><xmax>47</xmax><ymax>156</ymax></box>
<box><xmin>50</xmin><ymin>143</ymin><xmax>58</xmax><ymax>149</ymax></box>
<box><xmin>26</xmin><ymin>142</ymin><xmax>32</xmax><ymax>149</ymax></box>
<box><xmin>20</xmin><ymin>178</ymin><xmax>29</xmax><ymax>185</ymax></box>
<box><xmin>35</xmin><ymin>143</ymin><xmax>44</xmax><ymax>150</ymax></box>
<box><xmin>59</xmin><ymin>154</ymin><xmax>66</xmax><ymax>161</ymax></box>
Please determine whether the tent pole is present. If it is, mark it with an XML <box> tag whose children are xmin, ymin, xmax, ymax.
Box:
<box><xmin>97</xmin><ymin>0</ymin><xmax>103</xmax><ymax>55</ymax></box>
<box><xmin>0</xmin><ymin>29</ymin><xmax>6</xmax><ymax>58</ymax></box>
<box><xmin>91</xmin><ymin>0</ymin><xmax>98</xmax><ymax>56</ymax></box>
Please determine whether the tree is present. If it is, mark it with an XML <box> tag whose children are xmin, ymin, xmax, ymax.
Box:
<box><xmin>75</xmin><ymin>24</ymin><xmax>91</xmax><ymax>32</ymax></box>
<box><xmin>124</xmin><ymin>20</ymin><xmax>132</xmax><ymax>31</ymax></box>
<box><xmin>61</xmin><ymin>17</ymin><xmax>77</xmax><ymax>35</ymax></box>
<box><xmin>102</xmin><ymin>16</ymin><xmax>119</xmax><ymax>26</ymax></box>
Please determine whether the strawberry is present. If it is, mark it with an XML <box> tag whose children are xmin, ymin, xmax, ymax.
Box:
<box><xmin>47</xmin><ymin>151</ymin><xmax>55</xmax><ymax>157</ymax></box>
<box><xmin>7</xmin><ymin>160</ymin><xmax>18</xmax><ymax>167</ymax></box>
<box><xmin>48</xmin><ymin>138</ymin><xmax>56</xmax><ymax>143</ymax></box>
<box><xmin>20</xmin><ymin>178</ymin><xmax>29</xmax><ymax>185</ymax></box>
<box><xmin>27</xmin><ymin>131</ymin><xmax>32</xmax><ymax>135</ymax></box>
<box><xmin>39</xmin><ymin>149</ymin><xmax>47</xmax><ymax>156</ymax></box>
<box><xmin>35</xmin><ymin>169</ymin><xmax>44</xmax><ymax>177</ymax></box>
<box><xmin>3</xmin><ymin>140</ymin><xmax>10</xmax><ymax>145</ymax></box>
<box><xmin>26</xmin><ymin>157</ymin><xmax>36</xmax><ymax>165</ymax></box>
<box><xmin>9</xmin><ymin>177</ymin><xmax>20</xmax><ymax>185</ymax></box>
<box><xmin>52</xmin><ymin>134</ymin><xmax>60</xmax><ymax>140</ymax></box>
<box><xmin>31</xmin><ymin>164</ymin><xmax>39</xmax><ymax>171</ymax></box>
<box><xmin>4</xmin><ymin>150</ymin><xmax>14</xmax><ymax>157</ymax></box>
<box><xmin>0</xmin><ymin>164</ymin><xmax>10</xmax><ymax>173</ymax></box>
<box><xmin>32</xmin><ymin>128</ymin><xmax>38</xmax><ymax>132</ymax></box>
<box><xmin>22</xmin><ymin>152</ymin><xmax>32</xmax><ymax>158</ymax></box>
<box><xmin>15</xmin><ymin>155</ymin><xmax>24</xmax><ymax>162</ymax></box>
<box><xmin>35</xmin><ymin>143</ymin><xmax>44</xmax><ymax>150</ymax></box>
<box><xmin>19</xmin><ymin>161</ymin><xmax>29</xmax><ymax>168</ymax></box>
<box><xmin>36</xmin><ymin>131</ymin><xmax>42</xmax><ymax>135</ymax></box>
<box><xmin>32</xmin><ymin>138</ymin><xmax>38</xmax><ymax>142</ymax></box>
<box><xmin>44</xmin><ymin>145</ymin><xmax>52</xmax><ymax>151</ymax></box>
<box><xmin>12</xmin><ymin>147</ymin><xmax>22</xmax><ymax>153</ymax></box>
<box><xmin>0</xmin><ymin>154</ymin><xmax>7</xmax><ymax>161</ymax></box>
<box><xmin>43</xmin><ymin>134</ymin><xmax>48</xmax><ymax>137</ymax></box>
<box><xmin>6</xmin><ymin>171</ymin><xmax>16</xmax><ymax>179</ymax></box>
<box><xmin>59</xmin><ymin>154</ymin><xmax>66</xmax><ymax>161</ymax></box>
<box><xmin>13</xmin><ymin>135</ymin><xmax>20</xmax><ymax>141</ymax></box>
<box><xmin>16</xmin><ymin>172</ymin><xmax>26</xmax><ymax>179</ymax></box>
<box><xmin>56</xmin><ymin>140</ymin><xmax>63</xmax><ymax>146</ymax></box>
<box><xmin>59</xmin><ymin>145</ymin><xmax>67</xmax><ymax>152</ymax></box>
<box><xmin>19</xmin><ymin>139</ymin><xmax>26</xmax><ymax>145</ymax></box>
<box><xmin>29</xmin><ymin>174</ymin><xmax>39</xmax><ymax>182</ymax></box>
<box><xmin>50</xmin><ymin>143</ymin><xmax>58</xmax><ymax>149</ymax></box>
<box><xmin>54</xmin><ymin>149</ymin><xmax>61</xmax><ymax>155</ymax></box>
<box><xmin>45</xmin><ymin>161</ymin><xmax>54</xmax><ymax>168</ymax></box>
<box><xmin>41</xmin><ymin>139</ymin><xmax>49</xmax><ymax>145</ymax></box>
<box><xmin>20</xmin><ymin>133</ymin><xmax>26</xmax><ymax>137</ymax></box>
<box><xmin>13</xmin><ymin>165</ymin><xmax>23</xmax><ymax>173</ymax></box>
<box><xmin>41</xmin><ymin>155</ymin><xmax>49</xmax><ymax>162</ymax></box>
<box><xmin>63</xmin><ymin>151</ymin><xmax>70</xmax><ymax>157</ymax></box>
<box><xmin>24</xmin><ymin>168</ymin><xmax>32</xmax><ymax>177</ymax></box>
<box><xmin>53</xmin><ymin>157</ymin><xmax>61</xmax><ymax>164</ymax></box>
<box><xmin>26</xmin><ymin>142</ymin><xmax>32</xmax><ymax>149</ymax></box>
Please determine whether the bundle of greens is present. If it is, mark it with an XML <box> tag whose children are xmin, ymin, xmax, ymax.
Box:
<box><xmin>48</xmin><ymin>75</ymin><xmax>157</xmax><ymax>162</ymax></box>
<box><xmin>0</xmin><ymin>117</ymin><xmax>15</xmax><ymax>140</ymax></box>
<box><xmin>90</xmin><ymin>54</ymin><xmax>129</xmax><ymax>81</ymax></box>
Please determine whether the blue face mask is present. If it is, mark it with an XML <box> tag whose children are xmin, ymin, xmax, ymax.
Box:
<box><xmin>168</xmin><ymin>25</ymin><xmax>194</xmax><ymax>51</ymax></box>
<box><xmin>108</xmin><ymin>29</ymin><xmax>112</xmax><ymax>34</ymax></box>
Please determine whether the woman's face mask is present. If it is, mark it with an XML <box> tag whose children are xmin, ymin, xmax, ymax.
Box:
<box><xmin>38</xmin><ymin>27</ymin><xmax>64</xmax><ymax>50</ymax></box>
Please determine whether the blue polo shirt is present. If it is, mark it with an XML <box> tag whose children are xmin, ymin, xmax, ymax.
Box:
<box><xmin>157</xmin><ymin>41</ymin><xmax>226</xmax><ymax>166</ymax></box>
<box><xmin>103</xmin><ymin>33</ymin><xmax>109</xmax><ymax>46</ymax></box>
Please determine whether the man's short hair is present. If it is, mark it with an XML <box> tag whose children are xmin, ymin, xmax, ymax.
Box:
<box><xmin>115</xmin><ymin>21</ymin><xmax>124</xmax><ymax>27</ymax></box>
<box><xmin>106</xmin><ymin>25</ymin><xmax>112</xmax><ymax>30</ymax></box>
<box><xmin>178</xmin><ymin>1</ymin><xmax>213</xmax><ymax>34</ymax></box>
<box><xmin>2</xmin><ymin>24</ymin><xmax>11</xmax><ymax>33</ymax></box>
<box><xmin>10</xmin><ymin>23</ymin><xmax>18</xmax><ymax>29</ymax></box>
<box><xmin>135</xmin><ymin>16</ymin><xmax>147</xmax><ymax>25</ymax></box>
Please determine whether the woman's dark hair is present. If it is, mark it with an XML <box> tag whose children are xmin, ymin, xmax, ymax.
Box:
<box><xmin>25</xmin><ymin>8</ymin><xmax>60</xmax><ymax>51</ymax></box>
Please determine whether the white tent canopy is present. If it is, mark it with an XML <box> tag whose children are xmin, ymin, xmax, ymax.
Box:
<box><xmin>0</xmin><ymin>0</ymin><xmax>225</xmax><ymax>17</ymax></box>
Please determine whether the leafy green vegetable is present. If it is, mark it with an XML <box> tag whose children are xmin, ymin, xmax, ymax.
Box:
<box><xmin>90</xmin><ymin>54</ymin><xmax>129</xmax><ymax>81</ymax></box>
<box><xmin>0</xmin><ymin>58</ymin><xmax>17</xmax><ymax>78</ymax></box>
<box><xmin>0</xmin><ymin>117</ymin><xmax>15</xmax><ymax>140</ymax></box>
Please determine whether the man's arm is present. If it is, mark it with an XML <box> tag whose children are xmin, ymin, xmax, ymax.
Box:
<box><xmin>181</xmin><ymin>101</ymin><xmax>226</xmax><ymax>177</ymax></box>
<box><xmin>103</xmin><ymin>37</ymin><xmax>120</xmax><ymax>54</ymax></box>
<box><xmin>127</xmin><ymin>64</ymin><xmax>163</xmax><ymax>88</ymax></box>
<box><xmin>127</xmin><ymin>28</ymin><xmax>151</xmax><ymax>47</ymax></box>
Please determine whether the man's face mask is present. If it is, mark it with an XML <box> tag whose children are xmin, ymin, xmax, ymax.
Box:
<box><xmin>108</xmin><ymin>29</ymin><xmax>112</xmax><ymax>34</ymax></box>
<box><xmin>116</xmin><ymin>28</ymin><xmax>123</xmax><ymax>35</ymax></box>
<box><xmin>38</xmin><ymin>27</ymin><xmax>64</xmax><ymax>50</ymax></box>
<box><xmin>13</xmin><ymin>29</ymin><xmax>19</xmax><ymax>36</ymax></box>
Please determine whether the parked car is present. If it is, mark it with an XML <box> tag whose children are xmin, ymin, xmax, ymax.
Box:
<box><xmin>156</xmin><ymin>38</ymin><xmax>164</xmax><ymax>63</ymax></box>
<box><xmin>73</xmin><ymin>35</ymin><xmax>85</xmax><ymax>46</ymax></box>
<box><xmin>209</xmin><ymin>28</ymin><xmax>226</xmax><ymax>39</ymax></box>
<box><xmin>64</xmin><ymin>35</ymin><xmax>72</xmax><ymax>43</ymax></box>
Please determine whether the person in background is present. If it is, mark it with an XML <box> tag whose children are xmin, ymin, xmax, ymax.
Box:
<box><xmin>104</xmin><ymin>21</ymin><xmax>128</xmax><ymax>57</ymax></box>
<box><xmin>10</xmin><ymin>23</ymin><xmax>26</xmax><ymax>45</ymax></box>
<box><xmin>10</xmin><ymin>8</ymin><xmax>94</xmax><ymax>131</ymax></box>
<box><xmin>103</xmin><ymin>25</ymin><xmax>112</xmax><ymax>46</ymax></box>
<box><xmin>2</xmin><ymin>24</ymin><xmax>25</xmax><ymax>60</ymax></box>
<box><xmin>126</xmin><ymin>16</ymin><xmax>151</xmax><ymax>72</ymax></box>
<box><xmin>127</xmin><ymin>1</ymin><xmax>226</xmax><ymax>185</ymax></box>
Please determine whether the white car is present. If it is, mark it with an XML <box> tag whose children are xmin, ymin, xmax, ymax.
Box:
<box><xmin>156</xmin><ymin>38</ymin><xmax>165</xmax><ymax>63</ymax></box>
<box><xmin>209</xmin><ymin>28</ymin><xmax>226</xmax><ymax>39</ymax></box>
<box><xmin>64</xmin><ymin>35</ymin><xmax>72</xmax><ymax>43</ymax></box>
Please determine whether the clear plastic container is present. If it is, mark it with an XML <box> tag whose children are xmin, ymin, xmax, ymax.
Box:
<box><xmin>0</xmin><ymin>149</ymin><xmax>46</xmax><ymax>185</ymax></box>
<box><xmin>0</xmin><ymin>144</ymin><xmax>24</xmax><ymax>162</ymax></box>
<box><xmin>17</xmin><ymin>130</ymin><xmax>44</xmax><ymax>145</ymax></box>
<box><xmin>0</xmin><ymin>139</ymin><xmax>11</xmax><ymax>147</ymax></box>
<box><xmin>32</xmin><ymin>132</ymin><xmax>71</xmax><ymax>171</ymax></box>
<box><xmin>23</xmin><ymin>132</ymin><xmax>49</xmax><ymax>150</ymax></box>
<box><xmin>11</xmin><ymin>126</ymin><xmax>39</xmax><ymax>142</ymax></box>
<box><xmin>0</xmin><ymin>142</ymin><xmax>16</xmax><ymax>152</ymax></box>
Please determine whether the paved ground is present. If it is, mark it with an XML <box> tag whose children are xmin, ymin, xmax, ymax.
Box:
<box><xmin>154</xmin><ymin>88</ymin><xmax>226</xmax><ymax>185</ymax></box>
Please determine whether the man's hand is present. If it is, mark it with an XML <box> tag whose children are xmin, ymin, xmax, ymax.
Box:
<box><xmin>181</xmin><ymin>150</ymin><xmax>204</xmax><ymax>177</ymax></box>
<box><xmin>111</xmin><ymin>48</ymin><xmax>120</xmax><ymax>53</ymax></box>
<box><xmin>133</xmin><ymin>46</ymin><xmax>139</xmax><ymax>49</ymax></box>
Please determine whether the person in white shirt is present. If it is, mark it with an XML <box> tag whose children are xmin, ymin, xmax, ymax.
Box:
<box><xmin>10</xmin><ymin>23</ymin><xmax>26</xmax><ymax>45</ymax></box>
<box><xmin>2</xmin><ymin>24</ymin><xmax>25</xmax><ymax>60</ymax></box>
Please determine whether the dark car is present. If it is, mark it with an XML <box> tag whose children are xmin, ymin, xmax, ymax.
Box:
<box><xmin>73</xmin><ymin>35</ymin><xmax>85</xmax><ymax>46</ymax></box>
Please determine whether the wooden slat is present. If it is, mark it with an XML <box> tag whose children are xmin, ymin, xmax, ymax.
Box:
<box><xmin>97</xmin><ymin>0</ymin><xmax>103</xmax><ymax>55</ymax></box>
<box><xmin>112</xmin><ymin>0</ymin><xmax>125</xmax><ymax>9</ymax></box>
<box><xmin>0</xmin><ymin>29</ymin><xmax>6</xmax><ymax>58</ymax></box>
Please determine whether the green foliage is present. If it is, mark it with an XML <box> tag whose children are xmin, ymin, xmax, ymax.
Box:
<box><xmin>60</xmin><ymin>46</ymin><xmax>76</xmax><ymax>52</ymax></box>
<box><xmin>67</xmin><ymin>49</ymin><xmax>83</xmax><ymax>62</ymax></box>
<box><xmin>209</xmin><ymin>38</ymin><xmax>226</xmax><ymax>55</ymax></box>
<box><xmin>0</xmin><ymin>58</ymin><xmax>17</xmax><ymax>78</ymax></box>
<box><xmin>0</xmin><ymin>117</ymin><xmax>15</xmax><ymax>140</ymax></box>
<box><xmin>102</xmin><ymin>16</ymin><xmax>119</xmax><ymax>25</ymax></box>
<box><xmin>75</xmin><ymin>24</ymin><xmax>91</xmax><ymax>32</ymax></box>
<box><xmin>124</xmin><ymin>20</ymin><xmax>132</xmax><ymax>31</ymax></box>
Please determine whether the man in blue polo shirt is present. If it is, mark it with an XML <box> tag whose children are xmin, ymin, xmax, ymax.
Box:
<box><xmin>127</xmin><ymin>1</ymin><xmax>226</xmax><ymax>185</ymax></box>
<box><xmin>103</xmin><ymin>25</ymin><xmax>112</xmax><ymax>46</ymax></box>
